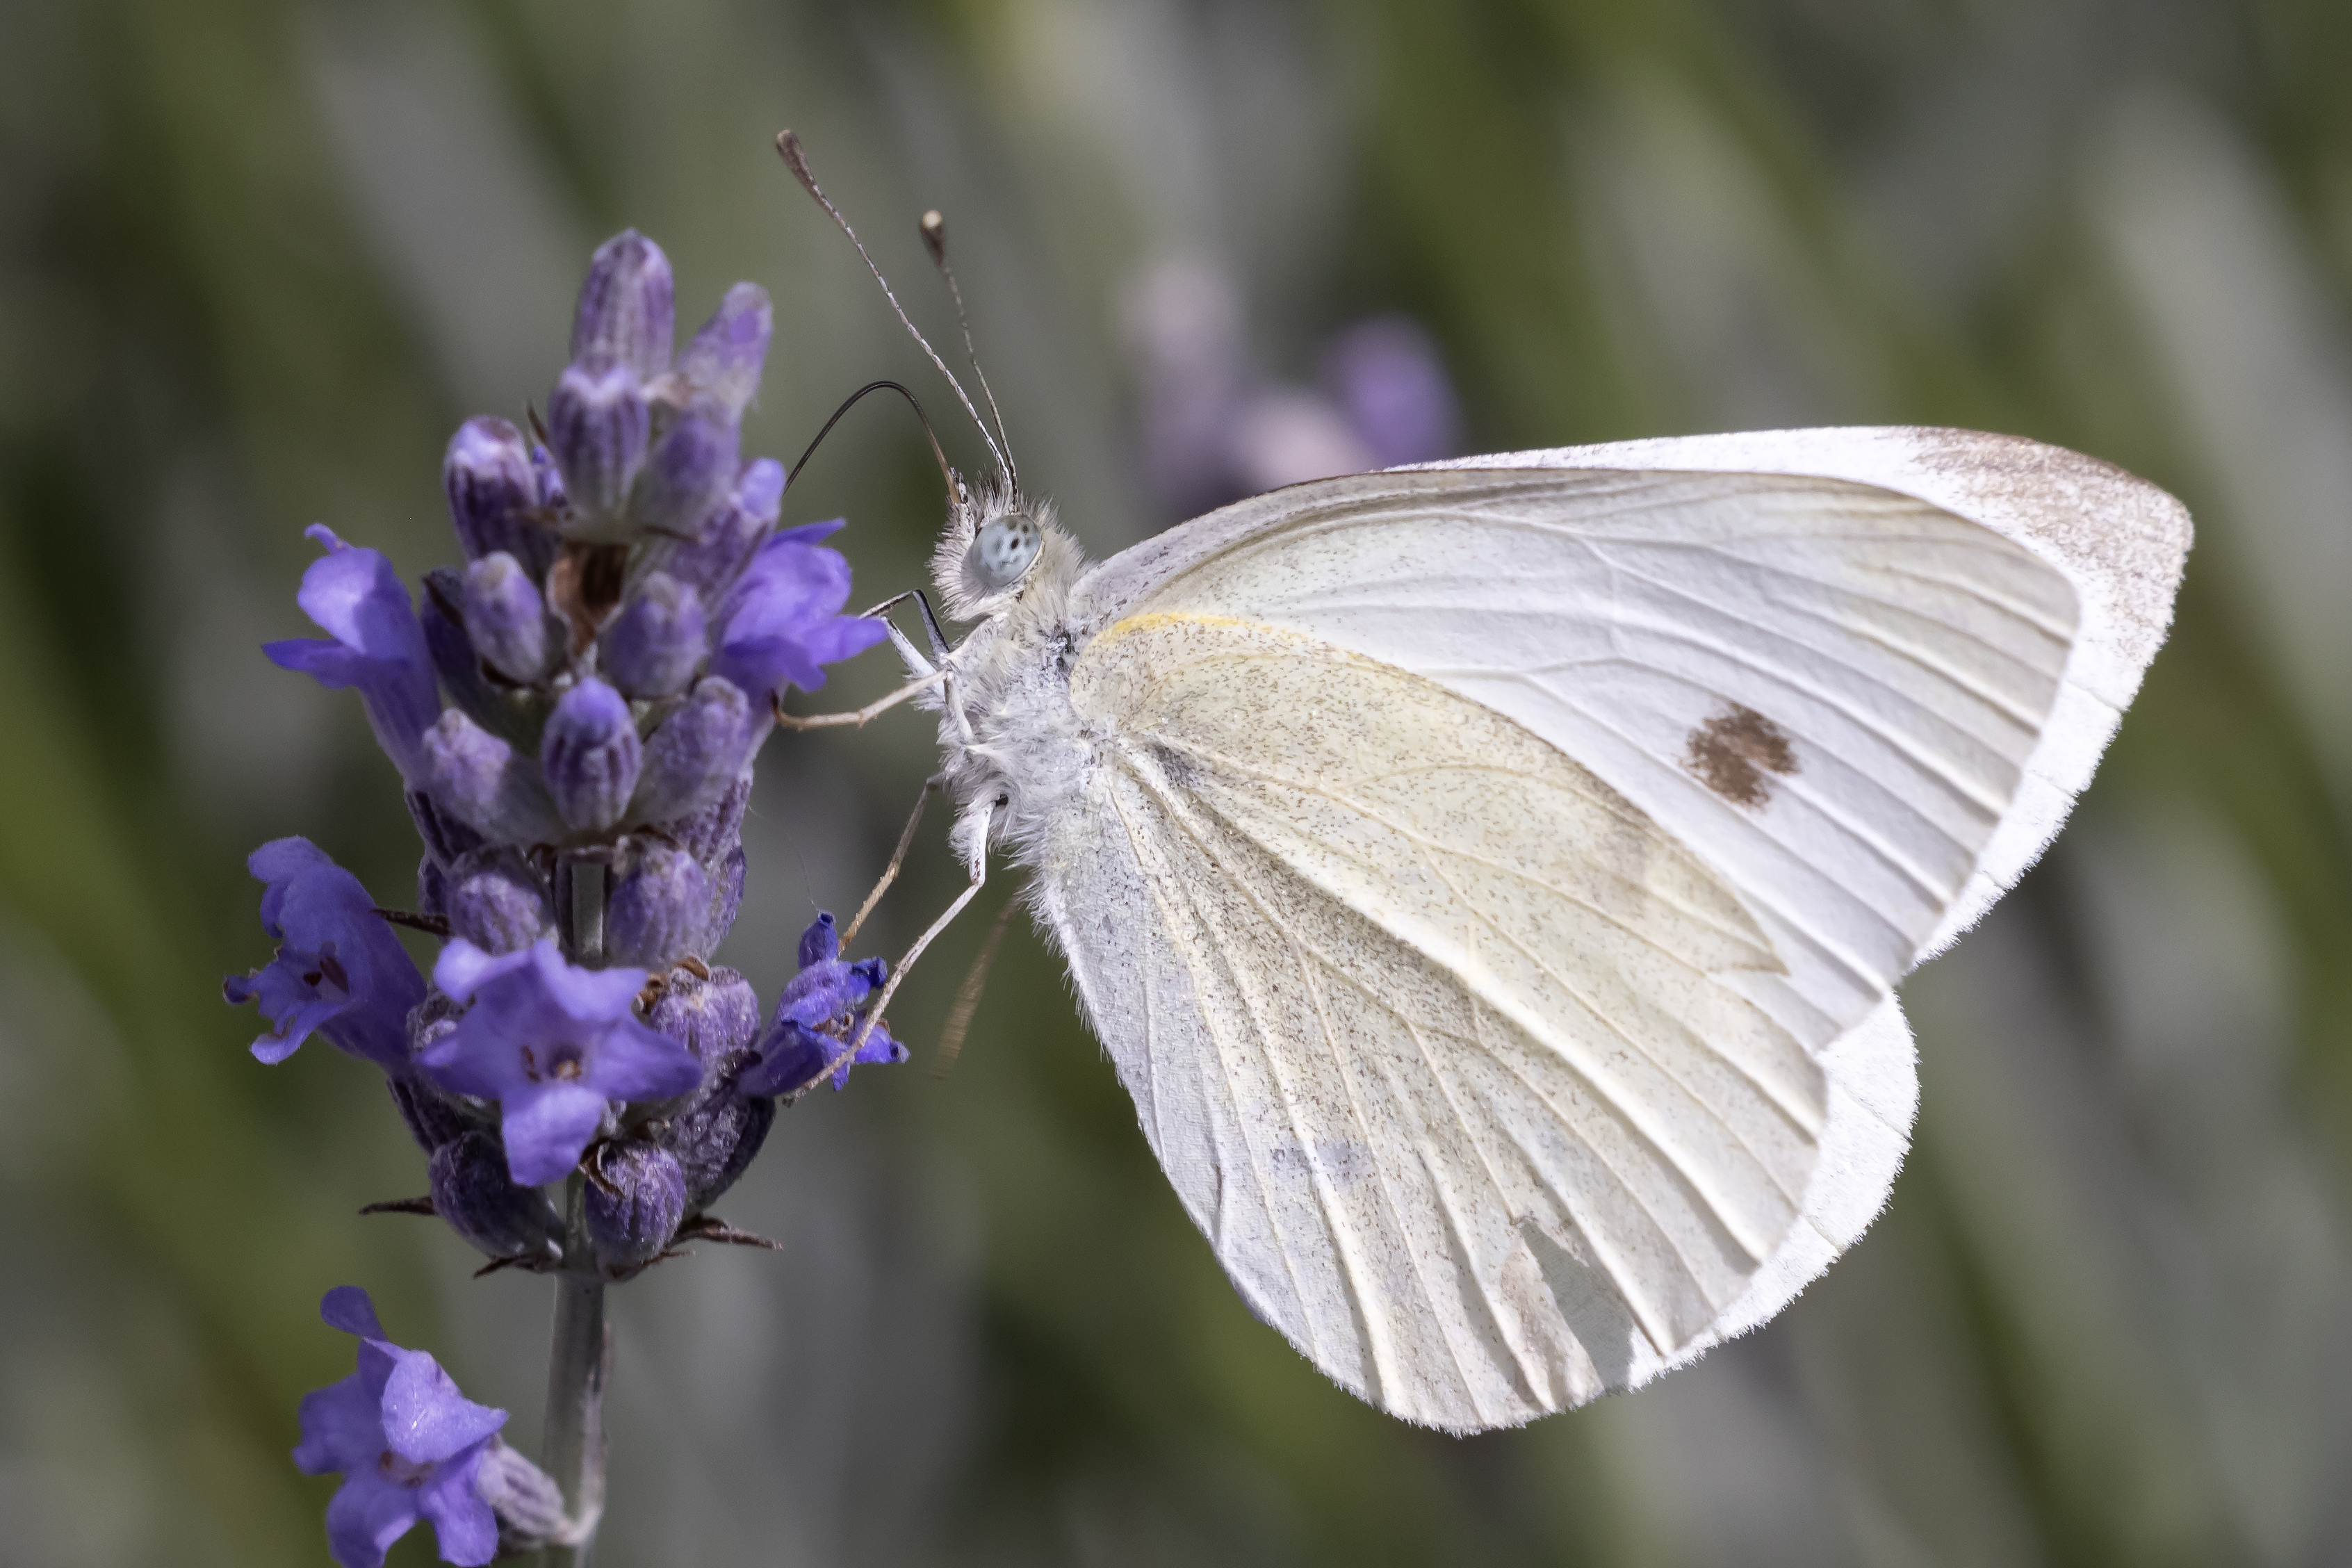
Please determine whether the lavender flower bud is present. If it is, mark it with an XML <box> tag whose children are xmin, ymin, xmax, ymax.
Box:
<box><xmin>637</xmin><ymin>965</ymin><xmax>770</xmax><ymax>1207</ymax></box>
<box><xmin>443</xmin><ymin>417</ymin><xmax>552</xmax><ymax>571</ymax></box>
<box><xmin>388</xmin><ymin>1070</ymin><xmax>475</xmax><ymax>1152</ymax></box>
<box><xmin>584</xmin><ymin>1140</ymin><xmax>686</xmax><ymax>1273</ymax></box>
<box><xmin>446</xmin><ymin>847</ymin><xmax>555</xmax><ymax>954</ymax></box>
<box><xmin>417</xmin><ymin>854</ymin><xmax>448</xmax><ymax>920</ymax></box>
<box><xmin>705</xmin><ymin>845</ymin><xmax>746</xmax><ymax>953</ymax></box>
<box><xmin>462</xmin><ymin>553</ymin><xmax>555</xmax><ymax>684</ymax></box>
<box><xmin>632</xmin><ymin>677</ymin><xmax>760</xmax><ymax>824</ymax></box>
<box><xmin>601</xmin><ymin>572</ymin><xmax>706</xmax><ymax>699</ymax></box>
<box><xmin>668</xmin><ymin>1070</ymin><xmax>773</xmax><ymax>1209</ymax></box>
<box><xmin>606</xmin><ymin>840</ymin><xmax>711</xmax><ymax>968</ymax></box>
<box><xmin>631</xmin><ymin>402</ymin><xmax>738</xmax><ymax>540</ymax></box>
<box><xmin>570</xmin><ymin>231</ymin><xmax>674</xmax><ymax>379</ymax></box>
<box><xmin>540</xmin><ymin>678</ymin><xmax>642</xmax><ymax>833</ymax></box>
<box><xmin>422</xmin><ymin>569</ymin><xmax>547</xmax><ymax>750</ymax></box>
<box><xmin>660</xmin><ymin>457</ymin><xmax>783</xmax><ymax>601</ymax></box>
<box><xmin>798</xmin><ymin>910</ymin><xmax>840</xmax><ymax>968</ymax></box>
<box><xmin>530</xmin><ymin>440</ymin><xmax>567</xmax><ymax>512</ymax></box>
<box><xmin>475</xmin><ymin>1440</ymin><xmax>567</xmax><ymax>1556</ymax></box>
<box><xmin>431</xmin><ymin>1130</ymin><xmax>564</xmax><ymax>1263</ymax></box>
<box><xmin>669</xmin><ymin>773</ymin><xmax>751</xmax><ymax>868</ymax></box>
<box><xmin>645</xmin><ymin>965</ymin><xmax>762</xmax><ymax>1064</ymax></box>
<box><xmin>409</xmin><ymin>990</ymin><xmax>464</xmax><ymax>1053</ymax></box>
<box><xmin>407</xmin><ymin>787</ymin><xmax>485</xmax><ymax>867</ymax></box>
<box><xmin>423</xmin><ymin>710</ymin><xmax>564</xmax><ymax>844</ymax></box>
<box><xmin>548</xmin><ymin>362</ymin><xmax>650</xmax><ymax>536</ymax></box>
<box><xmin>393</xmin><ymin>994</ymin><xmax>475</xmax><ymax>1152</ymax></box>
<box><xmin>675</xmin><ymin>283</ymin><xmax>772</xmax><ymax>417</ymax></box>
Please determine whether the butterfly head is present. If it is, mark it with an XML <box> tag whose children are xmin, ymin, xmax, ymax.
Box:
<box><xmin>932</xmin><ymin>471</ymin><xmax>1080</xmax><ymax>622</ymax></box>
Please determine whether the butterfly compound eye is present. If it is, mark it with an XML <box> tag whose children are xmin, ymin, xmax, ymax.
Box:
<box><xmin>970</xmin><ymin>512</ymin><xmax>1043</xmax><ymax>589</ymax></box>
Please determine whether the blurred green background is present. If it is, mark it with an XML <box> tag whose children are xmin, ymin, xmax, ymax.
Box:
<box><xmin>5</xmin><ymin>0</ymin><xmax>2351</xmax><ymax>1562</ymax></box>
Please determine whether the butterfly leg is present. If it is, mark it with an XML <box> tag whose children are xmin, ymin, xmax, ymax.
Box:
<box><xmin>792</xmin><ymin>797</ymin><xmax>991</xmax><ymax>1100</ymax></box>
<box><xmin>771</xmin><ymin>667</ymin><xmax>946</xmax><ymax>730</ymax></box>
<box><xmin>855</xmin><ymin>587</ymin><xmax>952</xmax><ymax>664</ymax></box>
<box><xmin>840</xmin><ymin>771</ymin><xmax>947</xmax><ymax>947</ymax></box>
<box><xmin>856</xmin><ymin>587</ymin><xmax>977</xmax><ymax>746</ymax></box>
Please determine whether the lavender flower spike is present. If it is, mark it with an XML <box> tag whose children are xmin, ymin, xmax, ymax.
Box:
<box><xmin>293</xmin><ymin>1287</ymin><xmax>507</xmax><ymax>1568</ymax></box>
<box><xmin>421</xmin><ymin>937</ymin><xmax>702</xmax><ymax>1186</ymax></box>
<box><xmin>737</xmin><ymin>911</ymin><xmax>908</xmax><ymax>1097</ymax></box>
<box><xmin>224</xmin><ymin>838</ymin><xmax>423</xmax><ymax>1068</ymax></box>
<box><xmin>709</xmin><ymin>520</ymin><xmax>890</xmax><ymax>701</ymax></box>
<box><xmin>266</xmin><ymin>526</ymin><xmax>440</xmax><ymax>783</ymax></box>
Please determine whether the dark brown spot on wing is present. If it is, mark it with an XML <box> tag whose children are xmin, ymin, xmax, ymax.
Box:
<box><xmin>1684</xmin><ymin>703</ymin><xmax>1797</xmax><ymax>808</ymax></box>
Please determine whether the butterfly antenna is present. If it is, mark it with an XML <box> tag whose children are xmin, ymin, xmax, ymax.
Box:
<box><xmin>919</xmin><ymin>209</ymin><xmax>1017</xmax><ymax>490</ymax></box>
<box><xmin>776</xmin><ymin>131</ymin><xmax>1010</xmax><ymax>482</ymax></box>
<box><xmin>790</xmin><ymin>379</ymin><xmax>961</xmax><ymax>509</ymax></box>
<box><xmin>933</xmin><ymin>892</ymin><xmax>1018</xmax><ymax>1079</ymax></box>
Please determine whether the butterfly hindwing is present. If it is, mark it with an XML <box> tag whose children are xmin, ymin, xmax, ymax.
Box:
<box><xmin>1040</xmin><ymin>614</ymin><xmax>1876</xmax><ymax>1428</ymax></box>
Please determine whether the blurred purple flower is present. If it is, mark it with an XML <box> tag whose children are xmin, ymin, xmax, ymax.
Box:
<box><xmin>223</xmin><ymin>838</ymin><xmax>423</xmax><ymax>1070</ymax></box>
<box><xmin>293</xmin><ymin>1287</ymin><xmax>506</xmax><ymax>1568</ymax></box>
<box><xmin>708</xmin><ymin>520</ymin><xmax>889</xmax><ymax>701</ymax></box>
<box><xmin>420</xmin><ymin>937</ymin><xmax>701</xmax><ymax>1186</ymax></box>
<box><xmin>737</xmin><ymin>911</ymin><xmax>907</xmax><ymax>1097</ymax></box>
<box><xmin>1322</xmin><ymin>314</ymin><xmax>1461</xmax><ymax>468</ymax></box>
<box><xmin>265</xmin><ymin>526</ymin><xmax>441</xmax><ymax>783</ymax></box>
<box><xmin>1121</xmin><ymin>256</ymin><xmax>1461</xmax><ymax>519</ymax></box>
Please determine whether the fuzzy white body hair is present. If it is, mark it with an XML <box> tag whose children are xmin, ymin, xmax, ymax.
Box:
<box><xmin>916</xmin><ymin>478</ymin><xmax>1100</xmax><ymax>872</ymax></box>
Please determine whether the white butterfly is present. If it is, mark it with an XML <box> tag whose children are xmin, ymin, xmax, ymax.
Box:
<box><xmin>808</xmin><ymin>425</ymin><xmax>2188</xmax><ymax>1434</ymax></box>
<box><xmin>769</xmin><ymin>133</ymin><xmax>2189</xmax><ymax>1435</ymax></box>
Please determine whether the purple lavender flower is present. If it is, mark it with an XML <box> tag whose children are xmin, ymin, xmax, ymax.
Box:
<box><xmin>293</xmin><ymin>1287</ymin><xmax>507</xmax><ymax>1568</ymax></box>
<box><xmin>421</xmin><ymin>938</ymin><xmax>702</xmax><ymax>1186</ymax></box>
<box><xmin>266</xmin><ymin>526</ymin><xmax>441</xmax><ymax>784</ymax></box>
<box><xmin>708</xmin><ymin>521</ymin><xmax>889</xmax><ymax>701</ymax></box>
<box><xmin>737</xmin><ymin>912</ymin><xmax>907</xmax><ymax>1097</ymax></box>
<box><xmin>224</xmin><ymin>838</ymin><xmax>423</xmax><ymax>1070</ymax></box>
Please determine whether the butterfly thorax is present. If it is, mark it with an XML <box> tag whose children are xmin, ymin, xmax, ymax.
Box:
<box><xmin>927</xmin><ymin>481</ymin><xmax>1099</xmax><ymax>860</ymax></box>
